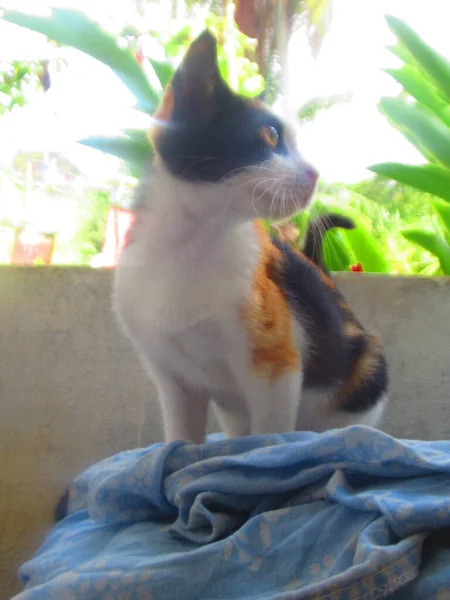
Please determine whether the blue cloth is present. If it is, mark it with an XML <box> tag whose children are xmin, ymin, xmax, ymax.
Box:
<box><xmin>15</xmin><ymin>426</ymin><xmax>450</xmax><ymax>600</ymax></box>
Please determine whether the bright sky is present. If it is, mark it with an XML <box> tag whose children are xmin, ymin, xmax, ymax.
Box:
<box><xmin>292</xmin><ymin>0</ymin><xmax>450</xmax><ymax>181</ymax></box>
<box><xmin>0</xmin><ymin>0</ymin><xmax>449</xmax><ymax>183</ymax></box>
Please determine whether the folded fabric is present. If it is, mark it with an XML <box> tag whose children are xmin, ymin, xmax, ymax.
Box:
<box><xmin>15</xmin><ymin>426</ymin><xmax>450</xmax><ymax>600</ymax></box>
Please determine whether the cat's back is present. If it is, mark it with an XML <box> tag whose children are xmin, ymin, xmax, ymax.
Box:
<box><xmin>272</xmin><ymin>237</ymin><xmax>388</xmax><ymax>420</ymax></box>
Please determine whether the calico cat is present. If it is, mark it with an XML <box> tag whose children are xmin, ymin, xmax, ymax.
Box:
<box><xmin>53</xmin><ymin>217</ymin><xmax>360</xmax><ymax>524</ymax></box>
<box><xmin>114</xmin><ymin>31</ymin><xmax>388</xmax><ymax>443</ymax></box>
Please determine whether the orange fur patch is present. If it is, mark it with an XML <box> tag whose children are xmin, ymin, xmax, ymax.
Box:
<box><xmin>343</xmin><ymin>321</ymin><xmax>363</xmax><ymax>338</ymax></box>
<box><xmin>333</xmin><ymin>335</ymin><xmax>382</xmax><ymax>409</ymax></box>
<box><xmin>148</xmin><ymin>85</ymin><xmax>174</xmax><ymax>147</ymax></box>
<box><xmin>249</xmin><ymin>98</ymin><xmax>268</xmax><ymax>111</ymax></box>
<box><xmin>241</xmin><ymin>220</ymin><xmax>299</xmax><ymax>381</ymax></box>
<box><xmin>272</xmin><ymin>222</ymin><xmax>299</xmax><ymax>248</ymax></box>
<box><xmin>154</xmin><ymin>85</ymin><xmax>174</xmax><ymax>122</ymax></box>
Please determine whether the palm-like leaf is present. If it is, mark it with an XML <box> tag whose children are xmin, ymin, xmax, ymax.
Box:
<box><xmin>2</xmin><ymin>9</ymin><xmax>160</xmax><ymax>113</ymax></box>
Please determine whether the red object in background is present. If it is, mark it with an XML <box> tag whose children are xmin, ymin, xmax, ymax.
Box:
<box><xmin>350</xmin><ymin>263</ymin><xmax>364</xmax><ymax>272</ymax></box>
<box><xmin>99</xmin><ymin>206</ymin><xmax>135</xmax><ymax>267</ymax></box>
<box><xmin>235</xmin><ymin>0</ymin><xmax>257</xmax><ymax>38</ymax></box>
<box><xmin>11</xmin><ymin>228</ymin><xmax>55</xmax><ymax>265</ymax></box>
<box><xmin>135</xmin><ymin>46</ymin><xmax>145</xmax><ymax>65</ymax></box>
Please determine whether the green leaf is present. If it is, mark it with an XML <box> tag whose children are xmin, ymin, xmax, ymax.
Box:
<box><xmin>123</xmin><ymin>129</ymin><xmax>150</xmax><ymax>145</ymax></box>
<box><xmin>368</xmin><ymin>163</ymin><xmax>450</xmax><ymax>203</ymax></box>
<box><xmin>309</xmin><ymin>201</ymin><xmax>389</xmax><ymax>272</ymax></box>
<box><xmin>164</xmin><ymin>26</ymin><xmax>192</xmax><ymax>58</ymax></box>
<box><xmin>298</xmin><ymin>93</ymin><xmax>351</xmax><ymax>122</ymax></box>
<box><xmin>2</xmin><ymin>8</ymin><xmax>159</xmax><ymax>113</ymax></box>
<box><xmin>322</xmin><ymin>230</ymin><xmax>354</xmax><ymax>272</ymax></box>
<box><xmin>344</xmin><ymin>226</ymin><xmax>390</xmax><ymax>273</ymax></box>
<box><xmin>148</xmin><ymin>59</ymin><xmax>174</xmax><ymax>88</ymax></box>
<box><xmin>386</xmin><ymin>44</ymin><xmax>415</xmax><ymax>66</ymax></box>
<box><xmin>79</xmin><ymin>136</ymin><xmax>153</xmax><ymax>174</ymax></box>
<box><xmin>379</xmin><ymin>98</ymin><xmax>450</xmax><ymax>168</ymax></box>
<box><xmin>384</xmin><ymin>66</ymin><xmax>450</xmax><ymax>127</ymax></box>
<box><xmin>386</xmin><ymin>16</ymin><xmax>450</xmax><ymax>103</ymax></box>
<box><xmin>401</xmin><ymin>228</ymin><xmax>450</xmax><ymax>274</ymax></box>
<box><xmin>432</xmin><ymin>199</ymin><xmax>450</xmax><ymax>233</ymax></box>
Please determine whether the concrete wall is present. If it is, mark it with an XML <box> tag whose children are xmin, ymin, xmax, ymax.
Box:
<box><xmin>1</xmin><ymin>267</ymin><xmax>449</xmax><ymax>599</ymax></box>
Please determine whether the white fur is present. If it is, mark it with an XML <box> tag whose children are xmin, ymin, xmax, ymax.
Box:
<box><xmin>114</xmin><ymin>158</ymin><xmax>384</xmax><ymax>443</ymax></box>
<box><xmin>296</xmin><ymin>391</ymin><xmax>388</xmax><ymax>433</ymax></box>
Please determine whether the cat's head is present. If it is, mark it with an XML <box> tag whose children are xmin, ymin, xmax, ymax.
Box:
<box><xmin>150</xmin><ymin>31</ymin><xmax>318</xmax><ymax>221</ymax></box>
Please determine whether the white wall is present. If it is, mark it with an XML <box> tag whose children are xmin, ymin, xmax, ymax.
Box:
<box><xmin>1</xmin><ymin>268</ymin><xmax>449</xmax><ymax>598</ymax></box>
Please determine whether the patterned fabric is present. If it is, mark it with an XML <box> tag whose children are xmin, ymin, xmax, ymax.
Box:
<box><xmin>15</xmin><ymin>426</ymin><xmax>450</xmax><ymax>600</ymax></box>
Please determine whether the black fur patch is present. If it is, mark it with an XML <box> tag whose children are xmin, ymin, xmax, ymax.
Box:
<box><xmin>273</xmin><ymin>238</ymin><xmax>388</xmax><ymax>411</ymax></box>
<box><xmin>303</xmin><ymin>214</ymin><xmax>355</xmax><ymax>273</ymax></box>
<box><xmin>54</xmin><ymin>488</ymin><xmax>71</xmax><ymax>523</ymax></box>
<box><xmin>155</xmin><ymin>104</ymin><xmax>288</xmax><ymax>182</ymax></box>
<box><xmin>273</xmin><ymin>238</ymin><xmax>349</xmax><ymax>387</ymax></box>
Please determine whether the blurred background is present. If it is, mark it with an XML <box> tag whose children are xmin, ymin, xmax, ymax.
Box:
<box><xmin>0</xmin><ymin>0</ymin><xmax>449</xmax><ymax>274</ymax></box>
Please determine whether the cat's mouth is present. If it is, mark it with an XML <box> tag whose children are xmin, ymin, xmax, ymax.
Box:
<box><xmin>287</xmin><ymin>168</ymin><xmax>318</xmax><ymax>207</ymax></box>
<box><xmin>250</xmin><ymin>166</ymin><xmax>319</xmax><ymax>219</ymax></box>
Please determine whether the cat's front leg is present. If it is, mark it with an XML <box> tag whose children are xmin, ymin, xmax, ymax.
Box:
<box><xmin>155</xmin><ymin>372</ymin><xmax>209</xmax><ymax>443</ymax></box>
<box><xmin>226</xmin><ymin>293</ymin><xmax>304</xmax><ymax>435</ymax></box>
<box><xmin>227</xmin><ymin>338</ymin><xmax>303</xmax><ymax>435</ymax></box>
<box><xmin>246</xmin><ymin>372</ymin><xmax>302</xmax><ymax>435</ymax></box>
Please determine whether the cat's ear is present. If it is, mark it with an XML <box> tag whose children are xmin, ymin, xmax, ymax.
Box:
<box><xmin>167</xmin><ymin>31</ymin><xmax>234</xmax><ymax>122</ymax></box>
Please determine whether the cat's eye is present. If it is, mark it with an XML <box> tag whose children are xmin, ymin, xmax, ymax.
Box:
<box><xmin>260</xmin><ymin>125</ymin><xmax>279</xmax><ymax>149</ymax></box>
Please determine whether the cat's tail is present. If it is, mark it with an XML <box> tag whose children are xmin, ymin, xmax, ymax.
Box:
<box><xmin>303</xmin><ymin>213</ymin><xmax>355</xmax><ymax>272</ymax></box>
<box><xmin>54</xmin><ymin>487</ymin><xmax>71</xmax><ymax>523</ymax></box>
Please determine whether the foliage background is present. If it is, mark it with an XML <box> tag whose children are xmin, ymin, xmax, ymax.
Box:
<box><xmin>0</xmin><ymin>1</ymin><xmax>449</xmax><ymax>273</ymax></box>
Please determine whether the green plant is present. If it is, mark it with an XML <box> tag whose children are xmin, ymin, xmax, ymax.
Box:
<box><xmin>401</xmin><ymin>199</ymin><xmax>450</xmax><ymax>275</ymax></box>
<box><xmin>2</xmin><ymin>8</ymin><xmax>263</xmax><ymax>179</ymax></box>
<box><xmin>3</xmin><ymin>8</ymin><xmax>157</xmax><ymax>177</ymax></box>
<box><xmin>368</xmin><ymin>16</ymin><xmax>450</xmax><ymax>274</ymax></box>
<box><xmin>297</xmin><ymin>92</ymin><xmax>352</xmax><ymax>124</ymax></box>
<box><xmin>0</xmin><ymin>60</ymin><xmax>43</xmax><ymax>114</ymax></box>
<box><xmin>235</xmin><ymin>0</ymin><xmax>332</xmax><ymax>103</ymax></box>
<box><xmin>299</xmin><ymin>190</ymin><xmax>390</xmax><ymax>274</ymax></box>
<box><xmin>73</xmin><ymin>190</ymin><xmax>111</xmax><ymax>265</ymax></box>
<box><xmin>283</xmin><ymin>174</ymin><xmax>445</xmax><ymax>276</ymax></box>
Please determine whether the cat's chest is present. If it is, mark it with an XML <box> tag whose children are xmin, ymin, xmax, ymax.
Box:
<box><xmin>115</xmin><ymin>215</ymin><xmax>259</xmax><ymax>333</ymax></box>
<box><xmin>165</xmin><ymin>320</ymin><xmax>237</xmax><ymax>394</ymax></box>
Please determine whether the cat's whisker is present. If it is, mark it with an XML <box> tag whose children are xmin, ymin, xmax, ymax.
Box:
<box><xmin>310</xmin><ymin>206</ymin><xmax>323</xmax><ymax>266</ymax></box>
<box><xmin>291</xmin><ymin>192</ymin><xmax>300</xmax><ymax>237</ymax></box>
<box><xmin>281</xmin><ymin>187</ymin><xmax>289</xmax><ymax>228</ymax></box>
<box><xmin>181</xmin><ymin>156</ymin><xmax>215</xmax><ymax>176</ymax></box>
<box><xmin>322</xmin><ymin>214</ymin><xmax>335</xmax><ymax>271</ymax></box>
<box><xmin>320</xmin><ymin>213</ymin><xmax>340</xmax><ymax>272</ymax></box>
<box><xmin>268</xmin><ymin>184</ymin><xmax>276</xmax><ymax>223</ymax></box>
<box><xmin>219</xmin><ymin>163</ymin><xmax>279</xmax><ymax>183</ymax></box>
<box><xmin>314</xmin><ymin>212</ymin><xmax>322</xmax><ymax>264</ymax></box>
<box><xmin>318</xmin><ymin>215</ymin><xmax>328</xmax><ymax>269</ymax></box>
<box><xmin>253</xmin><ymin>177</ymin><xmax>276</xmax><ymax>198</ymax></box>
<box><xmin>252</xmin><ymin>178</ymin><xmax>276</xmax><ymax>216</ymax></box>
<box><xmin>220</xmin><ymin>175</ymin><xmax>275</xmax><ymax>228</ymax></box>
<box><xmin>278</xmin><ymin>188</ymin><xmax>290</xmax><ymax>262</ymax></box>
<box><xmin>268</xmin><ymin>180</ymin><xmax>282</xmax><ymax>223</ymax></box>
<box><xmin>253</xmin><ymin>178</ymin><xmax>281</xmax><ymax>220</ymax></box>
<box><xmin>219</xmin><ymin>165</ymin><xmax>251</xmax><ymax>181</ymax></box>
<box><xmin>285</xmin><ymin>187</ymin><xmax>294</xmax><ymax>218</ymax></box>
<box><xmin>259</xmin><ymin>160</ymin><xmax>280</xmax><ymax>174</ymax></box>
